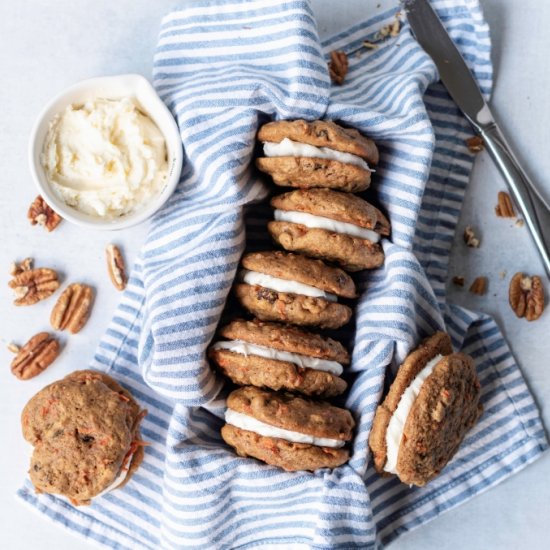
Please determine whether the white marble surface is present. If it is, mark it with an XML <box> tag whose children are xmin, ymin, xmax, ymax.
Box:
<box><xmin>0</xmin><ymin>1</ymin><xmax>548</xmax><ymax>549</ymax></box>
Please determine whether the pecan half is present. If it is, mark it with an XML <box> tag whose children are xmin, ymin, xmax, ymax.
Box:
<box><xmin>28</xmin><ymin>195</ymin><xmax>62</xmax><ymax>232</ymax></box>
<box><xmin>11</xmin><ymin>332</ymin><xmax>60</xmax><ymax>380</ymax></box>
<box><xmin>106</xmin><ymin>244</ymin><xmax>127</xmax><ymax>291</ymax></box>
<box><xmin>465</xmin><ymin>136</ymin><xmax>484</xmax><ymax>153</ymax></box>
<box><xmin>328</xmin><ymin>50</ymin><xmax>349</xmax><ymax>85</ymax></box>
<box><xmin>463</xmin><ymin>225</ymin><xmax>480</xmax><ymax>248</ymax></box>
<box><xmin>8</xmin><ymin>267</ymin><xmax>60</xmax><ymax>305</ymax></box>
<box><xmin>50</xmin><ymin>283</ymin><xmax>94</xmax><ymax>334</ymax></box>
<box><xmin>509</xmin><ymin>272</ymin><xmax>545</xmax><ymax>321</ymax></box>
<box><xmin>495</xmin><ymin>191</ymin><xmax>515</xmax><ymax>218</ymax></box>
<box><xmin>469</xmin><ymin>276</ymin><xmax>487</xmax><ymax>296</ymax></box>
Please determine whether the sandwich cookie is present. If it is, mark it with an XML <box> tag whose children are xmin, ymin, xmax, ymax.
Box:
<box><xmin>234</xmin><ymin>250</ymin><xmax>356</xmax><ymax>329</ymax></box>
<box><xmin>209</xmin><ymin>318</ymin><xmax>349</xmax><ymax>397</ymax></box>
<box><xmin>256</xmin><ymin>119</ymin><xmax>378</xmax><ymax>192</ymax></box>
<box><xmin>269</xmin><ymin>188</ymin><xmax>390</xmax><ymax>271</ymax></box>
<box><xmin>369</xmin><ymin>332</ymin><xmax>483</xmax><ymax>487</ymax></box>
<box><xmin>22</xmin><ymin>370</ymin><xmax>147</xmax><ymax>505</ymax></box>
<box><xmin>221</xmin><ymin>386</ymin><xmax>355</xmax><ymax>471</ymax></box>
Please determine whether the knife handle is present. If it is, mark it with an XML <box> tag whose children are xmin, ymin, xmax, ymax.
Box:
<box><xmin>479</xmin><ymin>122</ymin><xmax>550</xmax><ymax>280</ymax></box>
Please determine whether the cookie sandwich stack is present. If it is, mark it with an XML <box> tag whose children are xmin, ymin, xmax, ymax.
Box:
<box><xmin>209</xmin><ymin>252</ymin><xmax>358</xmax><ymax>471</ymax></box>
<box><xmin>209</xmin><ymin>118</ymin><xmax>391</xmax><ymax>471</ymax></box>
<box><xmin>257</xmin><ymin>119</ymin><xmax>390</xmax><ymax>272</ymax></box>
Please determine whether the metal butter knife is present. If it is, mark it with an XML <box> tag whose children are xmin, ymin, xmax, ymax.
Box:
<box><xmin>406</xmin><ymin>0</ymin><xmax>550</xmax><ymax>279</ymax></box>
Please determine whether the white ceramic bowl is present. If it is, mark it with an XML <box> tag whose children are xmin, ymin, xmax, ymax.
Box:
<box><xmin>29</xmin><ymin>74</ymin><xmax>183</xmax><ymax>230</ymax></box>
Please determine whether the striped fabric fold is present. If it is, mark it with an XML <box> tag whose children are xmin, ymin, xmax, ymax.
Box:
<box><xmin>18</xmin><ymin>1</ymin><xmax>548</xmax><ymax>549</ymax></box>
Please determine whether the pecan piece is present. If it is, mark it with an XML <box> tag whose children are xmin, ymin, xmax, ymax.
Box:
<box><xmin>469</xmin><ymin>276</ymin><xmax>487</xmax><ymax>296</ymax></box>
<box><xmin>465</xmin><ymin>136</ymin><xmax>484</xmax><ymax>153</ymax></box>
<box><xmin>10</xmin><ymin>257</ymin><xmax>33</xmax><ymax>276</ymax></box>
<box><xmin>362</xmin><ymin>40</ymin><xmax>378</xmax><ymax>50</ymax></box>
<box><xmin>50</xmin><ymin>283</ymin><xmax>94</xmax><ymax>334</ymax></box>
<box><xmin>328</xmin><ymin>50</ymin><xmax>349</xmax><ymax>85</ymax></box>
<box><xmin>8</xmin><ymin>267</ymin><xmax>60</xmax><ymax>305</ymax></box>
<box><xmin>452</xmin><ymin>276</ymin><xmax>465</xmax><ymax>287</ymax></box>
<box><xmin>495</xmin><ymin>191</ymin><xmax>515</xmax><ymax>218</ymax></box>
<box><xmin>28</xmin><ymin>195</ymin><xmax>62</xmax><ymax>232</ymax></box>
<box><xmin>7</xmin><ymin>342</ymin><xmax>20</xmax><ymax>353</ymax></box>
<box><xmin>376</xmin><ymin>16</ymin><xmax>401</xmax><ymax>40</ymax></box>
<box><xmin>106</xmin><ymin>244</ymin><xmax>127</xmax><ymax>291</ymax></box>
<box><xmin>11</xmin><ymin>332</ymin><xmax>60</xmax><ymax>380</ymax></box>
<box><xmin>463</xmin><ymin>225</ymin><xmax>480</xmax><ymax>248</ymax></box>
<box><xmin>509</xmin><ymin>272</ymin><xmax>545</xmax><ymax>321</ymax></box>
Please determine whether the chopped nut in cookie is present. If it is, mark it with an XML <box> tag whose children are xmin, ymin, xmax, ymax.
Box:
<box><xmin>11</xmin><ymin>332</ymin><xmax>60</xmax><ymax>380</ymax></box>
<box><xmin>469</xmin><ymin>277</ymin><xmax>487</xmax><ymax>296</ymax></box>
<box><xmin>509</xmin><ymin>272</ymin><xmax>545</xmax><ymax>321</ymax></box>
<box><xmin>28</xmin><ymin>195</ymin><xmax>62</xmax><ymax>232</ymax></box>
<box><xmin>463</xmin><ymin>226</ymin><xmax>480</xmax><ymax>248</ymax></box>
<box><xmin>495</xmin><ymin>191</ymin><xmax>515</xmax><ymax>218</ymax></box>
<box><xmin>328</xmin><ymin>50</ymin><xmax>349</xmax><ymax>85</ymax></box>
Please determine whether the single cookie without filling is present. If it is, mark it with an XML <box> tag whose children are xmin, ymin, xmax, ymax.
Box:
<box><xmin>368</xmin><ymin>332</ymin><xmax>483</xmax><ymax>486</ymax></box>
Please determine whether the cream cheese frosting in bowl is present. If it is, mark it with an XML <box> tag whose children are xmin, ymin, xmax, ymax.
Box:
<box><xmin>29</xmin><ymin>74</ymin><xmax>183</xmax><ymax>230</ymax></box>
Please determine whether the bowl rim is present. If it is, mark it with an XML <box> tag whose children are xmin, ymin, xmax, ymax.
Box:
<box><xmin>28</xmin><ymin>73</ymin><xmax>183</xmax><ymax>231</ymax></box>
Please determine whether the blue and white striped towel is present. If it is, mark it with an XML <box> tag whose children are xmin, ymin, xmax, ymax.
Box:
<box><xmin>18</xmin><ymin>1</ymin><xmax>548</xmax><ymax>548</ymax></box>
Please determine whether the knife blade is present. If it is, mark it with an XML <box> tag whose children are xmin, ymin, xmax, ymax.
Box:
<box><xmin>406</xmin><ymin>0</ymin><xmax>550</xmax><ymax>280</ymax></box>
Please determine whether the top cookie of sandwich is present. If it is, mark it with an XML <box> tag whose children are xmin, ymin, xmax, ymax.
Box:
<box><xmin>272</xmin><ymin>188</ymin><xmax>390</xmax><ymax>236</ymax></box>
<box><xmin>22</xmin><ymin>369</ymin><xmax>144</xmax><ymax>505</ymax></box>
<box><xmin>219</xmin><ymin>318</ymin><xmax>350</xmax><ymax>364</ymax></box>
<box><xmin>241</xmin><ymin>250</ymin><xmax>356</xmax><ymax>298</ymax></box>
<box><xmin>397</xmin><ymin>352</ymin><xmax>482</xmax><ymax>486</ymax></box>
<box><xmin>227</xmin><ymin>386</ymin><xmax>355</xmax><ymax>441</ymax></box>
<box><xmin>258</xmin><ymin>119</ymin><xmax>379</xmax><ymax>164</ymax></box>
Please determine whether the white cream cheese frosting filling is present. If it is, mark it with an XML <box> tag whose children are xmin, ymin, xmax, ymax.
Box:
<box><xmin>240</xmin><ymin>269</ymin><xmax>337</xmax><ymax>302</ymax></box>
<box><xmin>274</xmin><ymin>209</ymin><xmax>381</xmax><ymax>243</ymax></box>
<box><xmin>384</xmin><ymin>354</ymin><xmax>445</xmax><ymax>475</ymax></box>
<box><xmin>211</xmin><ymin>340</ymin><xmax>343</xmax><ymax>376</ymax></box>
<box><xmin>263</xmin><ymin>138</ymin><xmax>372</xmax><ymax>171</ymax></box>
<box><xmin>225</xmin><ymin>409</ymin><xmax>345</xmax><ymax>448</ymax></box>
<box><xmin>95</xmin><ymin>447</ymin><xmax>137</xmax><ymax>498</ymax></box>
